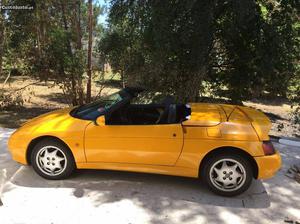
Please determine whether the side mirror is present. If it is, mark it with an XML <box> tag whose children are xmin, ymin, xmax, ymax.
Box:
<box><xmin>94</xmin><ymin>116</ymin><xmax>105</xmax><ymax>126</ymax></box>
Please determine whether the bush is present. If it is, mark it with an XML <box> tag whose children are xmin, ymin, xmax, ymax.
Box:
<box><xmin>0</xmin><ymin>90</ymin><xmax>24</xmax><ymax>109</ymax></box>
<box><xmin>288</xmin><ymin>74</ymin><xmax>300</xmax><ymax>132</ymax></box>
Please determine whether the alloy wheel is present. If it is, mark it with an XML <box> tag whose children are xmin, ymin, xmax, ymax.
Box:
<box><xmin>36</xmin><ymin>146</ymin><xmax>67</xmax><ymax>176</ymax></box>
<box><xmin>209</xmin><ymin>158</ymin><xmax>246</xmax><ymax>192</ymax></box>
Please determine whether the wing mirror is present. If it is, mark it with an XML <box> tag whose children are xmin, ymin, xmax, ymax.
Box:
<box><xmin>94</xmin><ymin>116</ymin><xmax>105</xmax><ymax>126</ymax></box>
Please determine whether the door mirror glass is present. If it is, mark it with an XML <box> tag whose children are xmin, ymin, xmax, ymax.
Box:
<box><xmin>95</xmin><ymin>116</ymin><xmax>105</xmax><ymax>126</ymax></box>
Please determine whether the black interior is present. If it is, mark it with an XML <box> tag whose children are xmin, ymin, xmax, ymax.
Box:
<box><xmin>70</xmin><ymin>88</ymin><xmax>192</xmax><ymax>124</ymax></box>
<box><xmin>106</xmin><ymin>102</ymin><xmax>190</xmax><ymax>125</ymax></box>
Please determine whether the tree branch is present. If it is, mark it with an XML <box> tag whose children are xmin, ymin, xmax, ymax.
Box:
<box><xmin>14</xmin><ymin>81</ymin><xmax>41</xmax><ymax>91</ymax></box>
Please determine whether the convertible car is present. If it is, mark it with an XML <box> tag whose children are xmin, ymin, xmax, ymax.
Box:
<box><xmin>8</xmin><ymin>87</ymin><xmax>281</xmax><ymax>196</ymax></box>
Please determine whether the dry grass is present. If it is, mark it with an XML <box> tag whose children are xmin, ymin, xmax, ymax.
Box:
<box><xmin>0</xmin><ymin>76</ymin><xmax>117</xmax><ymax>128</ymax></box>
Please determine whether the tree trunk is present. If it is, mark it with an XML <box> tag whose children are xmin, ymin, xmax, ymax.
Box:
<box><xmin>86</xmin><ymin>0</ymin><xmax>93</xmax><ymax>103</ymax></box>
<box><xmin>74</xmin><ymin>0</ymin><xmax>84</xmax><ymax>105</ymax></box>
<box><xmin>0</xmin><ymin>8</ymin><xmax>5</xmax><ymax>78</ymax></box>
<box><xmin>60</xmin><ymin>0</ymin><xmax>78</xmax><ymax>105</ymax></box>
<box><xmin>120</xmin><ymin>70</ymin><xmax>125</xmax><ymax>88</ymax></box>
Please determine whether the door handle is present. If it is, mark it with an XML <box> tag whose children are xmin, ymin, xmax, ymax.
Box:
<box><xmin>173</xmin><ymin>133</ymin><xmax>177</xmax><ymax>137</ymax></box>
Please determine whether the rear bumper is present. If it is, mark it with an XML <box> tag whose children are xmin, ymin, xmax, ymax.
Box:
<box><xmin>254</xmin><ymin>150</ymin><xmax>281</xmax><ymax>179</ymax></box>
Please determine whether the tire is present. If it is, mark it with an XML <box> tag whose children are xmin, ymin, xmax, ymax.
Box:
<box><xmin>201</xmin><ymin>153</ymin><xmax>253</xmax><ymax>196</ymax></box>
<box><xmin>30</xmin><ymin>139</ymin><xmax>75</xmax><ymax>180</ymax></box>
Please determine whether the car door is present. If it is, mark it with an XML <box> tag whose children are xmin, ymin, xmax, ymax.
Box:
<box><xmin>84</xmin><ymin>121</ymin><xmax>184</xmax><ymax>166</ymax></box>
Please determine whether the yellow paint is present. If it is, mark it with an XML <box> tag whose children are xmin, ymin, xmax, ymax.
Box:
<box><xmin>239</xmin><ymin>106</ymin><xmax>272</xmax><ymax>141</ymax></box>
<box><xmin>84</xmin><ymin>123</ymin><xmax>183</xmax><ymax>165</ymax></box>
<box><xmin>207</xmin><ymin>127</ymin><xmax>222</xmax><ymax>137</ymax></box>
<box><xmin>255</xmin><ymin>150</ymin><xmax>282</xmax><ymax>179</ymax></box>
<box><xmin>182</xmin><ymin>103</ymin><xmax>221</xmax><ymax>126</ymax></box>
<box><xmin>8</xmin><ymin>103</ymin><xmax>281</xmax><ymax>180</ymax></box>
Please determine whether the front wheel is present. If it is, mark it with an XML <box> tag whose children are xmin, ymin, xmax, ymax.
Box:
<box><xmin>31</xmin><ymin>139</ymin><xmax>75</xmax><ymax>180</ymax></box>
<box><xmin>202</xmin><ymin>154</ymin><xmax>253</xmax><ymax>196</ymax></box>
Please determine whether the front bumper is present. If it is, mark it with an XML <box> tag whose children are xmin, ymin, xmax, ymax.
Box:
<box><xmin>8</xmin><ymin>130</ymin><xmax>29</xmax><ymax>165</ymax></box>
<box><xmin>254</xmin><ymin>150</ymin><xmax>282</xmax><ymax>179</ymax></box>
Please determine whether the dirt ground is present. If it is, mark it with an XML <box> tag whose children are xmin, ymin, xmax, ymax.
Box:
<box><xmin>244</xmin><ymin>99</ymin><xmax>299</xmax><ymax>138</ymax></box>
<box><xmin>0</xmin><ymin>76</ymin><xmax>299</xmax><ymax>138</ymax></box>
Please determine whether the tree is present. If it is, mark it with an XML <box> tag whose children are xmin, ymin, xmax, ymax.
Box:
<box><xmin>2</xmin><ymin>0</ymin><xmax>104</xmax><ymax>105</ymax></box>
<box><xmin>86</xmin><ymin>0</ymin><xmax>93</xmax><ymax>103</ymax></box>
<box><xmin>0</xmin><ymin>4</ymin><xmax>4</xmax><ymax>78</ymax></box>
<box><xmin>209</xmin><ymin>0</ymin><xmax>299</xmax><ymax>102</ymax></box>
<box><xmin>100</xmin><ymin>0</ymin><xmax>218</xmax><ymax>102</ymax></box>
<box><xmin>100</xmin><ymin>0</ymin><xmax>299</xmax><ymax>103</ymax></box>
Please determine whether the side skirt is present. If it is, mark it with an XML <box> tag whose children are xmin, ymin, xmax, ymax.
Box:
<box><xmin>76</xmin><ymin>162</ymin><xmax>198</xmax><ymax>178</ymax></box>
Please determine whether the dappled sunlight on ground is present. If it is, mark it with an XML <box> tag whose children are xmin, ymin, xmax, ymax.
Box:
<box><xmin>0</xmin><ymin>128</ymin><xmax>299</xmax><ymax>224</ymax></box>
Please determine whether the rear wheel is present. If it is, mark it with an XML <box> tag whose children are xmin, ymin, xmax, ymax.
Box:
<box><xmin>31</xmin><ymin>139</ymin><xmax>75</xmax><ymax>180</ymax></box>
<box><xmin>202</xmin><ymin>153</ymin><xmax>253</xmax><ymax>196</ymax></box>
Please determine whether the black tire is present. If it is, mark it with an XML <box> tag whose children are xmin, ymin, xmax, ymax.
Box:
<box><xmin>31</xmin><ymin>139</ymin><xmax>75</xmax><ymax>180</ymax></box>
<box><xmin>201</xmin><ymin>153</ymin><xmax>253</xmax><ymax>196</ymax></box>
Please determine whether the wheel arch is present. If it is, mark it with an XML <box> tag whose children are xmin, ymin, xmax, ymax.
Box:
<box><xmin>199</xmin><ymin>146</ymin><xmax>259</xmax><ymax>179</ymax></box>
<box><xmin>26</xmin><ymin>135</ymin><xmax>74</xmax><ymax>165</ymax></box>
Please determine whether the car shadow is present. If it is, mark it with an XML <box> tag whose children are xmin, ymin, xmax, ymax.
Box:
<box><xmin>9</xmin><ymin>165</ymin><xmax>270</xmax><ymax>209</ymax></box>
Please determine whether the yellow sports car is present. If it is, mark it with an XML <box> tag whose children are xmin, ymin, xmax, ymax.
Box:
<box><xmin>8</xmin><ymin>87</ymin><xmax>281</xmax><ymax>196</ymax></box>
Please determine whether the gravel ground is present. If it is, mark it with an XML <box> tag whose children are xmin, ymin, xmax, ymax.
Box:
<box><xmin>0</xmin><ymin>128</ymin><xmax>300</xmax><ymax>224</ymax></box>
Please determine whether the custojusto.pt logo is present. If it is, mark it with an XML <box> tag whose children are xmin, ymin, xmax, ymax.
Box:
<box><xmin>0</xmin><ymin>3</ymin><xmax>34</xmax><ymax>11</ymax></box>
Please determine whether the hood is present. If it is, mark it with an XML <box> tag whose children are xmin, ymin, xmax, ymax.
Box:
<box><xmin>11</xmin><ymin>107</ymin><xmax>91</xmax><ymax>142</ymax></box>
<box><xmin>21</xmin><ymin>107</ymin><xmax>75</xmax><ymax>128</ymax></box>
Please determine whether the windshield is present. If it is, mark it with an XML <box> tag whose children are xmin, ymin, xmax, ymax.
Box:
<box><xmin>71</xmin><ymin>91</ymin><xmax>125</xmax><ymax>120</ymax></box>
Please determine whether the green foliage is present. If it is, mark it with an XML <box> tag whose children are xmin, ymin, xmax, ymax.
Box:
<box><xmin>210</xmin><ymin>0</ymin><xmax>300</xmax><ymax>101</ymax></box>
<box><xmin>210</xmin><ymin>0</ymin><xmax>265</xmax><ymax>101</ymax></box>
<box><xmin>0</xmin><ymin>0</ymin><xmax>299</xmax><ymax>105</ymax></box>
<box><xmin>288</xmin><ymin>72</ymin><xmax>300</xmax><ymax>127</ymax></box>
<box><xmin>100</xmin><ymin>0</ymin><xmax>299</xmax><ymax>103</ymax></box>
<box><xmin>99</xmin><ymin>0</ymin><xmax>218</xmax><ymax>102</ymax></box>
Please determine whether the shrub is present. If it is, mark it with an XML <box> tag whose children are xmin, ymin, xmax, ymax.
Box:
<box><xmin>0</xmin><ymin>90</ymin><xmax>24</xmax><ymax>109</ymax></box>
